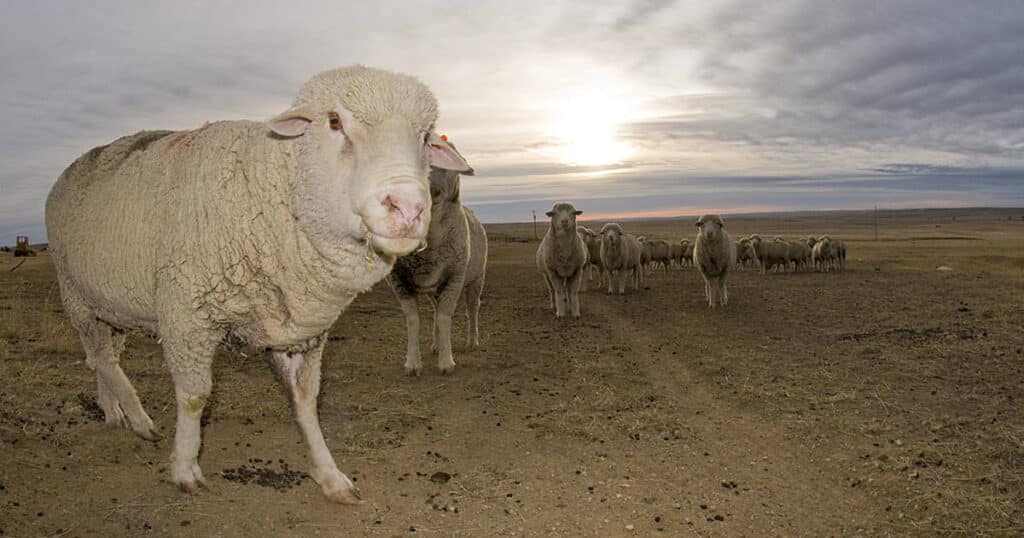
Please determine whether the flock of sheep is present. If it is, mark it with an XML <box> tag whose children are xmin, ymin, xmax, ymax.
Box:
<box><xmin>42</xmin><ymin>65</ymin><xmax>848</xmax><ymax>506</ymax></box>
<box><xmin>537</xmin><ymin>203</ymin><xmax>849</xmax><ymax>314</ymax></box>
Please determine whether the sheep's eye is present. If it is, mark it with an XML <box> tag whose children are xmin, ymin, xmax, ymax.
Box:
<box><xmin>328</xmin><ymin>112</ymin><xmax>342</xmax><ymax>132</ymax></box>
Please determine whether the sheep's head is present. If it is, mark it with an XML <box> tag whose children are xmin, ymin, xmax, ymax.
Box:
<box><xmin>695</xmin><ymin>214</ymin><xmax>724</xmax><ymax>241</ymax></box>
<box><xmin>268</xmin><ymin>65</ymin><xmax>472</xmax><ymax>256</ymax></box>
<box><xmin>426</xmin><ymin>140</ymin><xmax>472</xmax><ymax>217</ymax></box>
<box><xmin>545</xmin><ymin>202</ymin><xmax>582</xmax><ymax>234</ymax></box>
<box><xmin>600</xmin><ymin>223</ymin><xmax>623</xmax><ymax>246</ymax></box>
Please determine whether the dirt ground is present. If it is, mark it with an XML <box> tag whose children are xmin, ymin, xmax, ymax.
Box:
<box><xmin>1</xmin><ymin>208</ymin><xmax>1023</xmax><ymax>537</ymax></box>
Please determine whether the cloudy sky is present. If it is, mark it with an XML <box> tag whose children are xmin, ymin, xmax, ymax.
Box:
<box><xmin>2</xmin><ymin>1</ymin><xmax>1022</xmax><ymax>241</ymax></box>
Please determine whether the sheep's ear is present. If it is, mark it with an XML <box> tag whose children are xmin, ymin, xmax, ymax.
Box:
<box><xmin>428</xmin><ymin>133</ymin><xmax>474</xmax><ymax>175</ymax></box>
<box><xmin>574</xmin><ymin>210</ymin><xmax>583</xmax><ymax>216</ymax></box>
<box><xmin>268</xmin><ymin>106</ymin><xmax>314</xmax><ymax>137</ymax></box>
<box><xmin>545</xmin><ymin>211</ymin><xmax>555</xmax><ymax>217</ymax></box>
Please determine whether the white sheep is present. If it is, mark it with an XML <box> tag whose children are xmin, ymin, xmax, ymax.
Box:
<box><xmin>693</xmin><ymin>214</ymin><xmax>736</xmax><ymax>307</ymax></box>
<box><xmin>388</xmin><ymin>148</ymin><xmax>487</xmax><ymax>376</ymax></box>
<box><xmin>45</xmin><ymin>65</ymin><xmax>472</xmax><ymax>504</ymax></box>
<box><xmin>669</xmin><ymin>240</ymin><xmax>685</xmax><ymax>267</ymax></box>
<box><xmin>536</xmin><ymin>202</ymin><xmax>589</xmax><ymax>318</ymax></box>
<box><xmin>599</xmin><ymin>223</ymin><xmax>642</xmax><ymax>294</ymax></box>
<box><xmin>577</xmin><ymin>225</ymin><xmax>605</xmax><ymax>290</ymax></box>
<box><xmin>750</xmin><ymin>234</ymin><xmax>790</xmax><ymax>274</ymax></box>
<box><xmin>643</xmin><ymin>239</ymin><xmax>672</xmax><ymax>272</ymax></box>
<box><xmin>812</xmin><ymin>236</ymin><xmax>835</xmax><ymax>272</ymax></box>
<box><xmin>735</xmin><ymin>237</ymin><xmax>757</xmax><ymax>269</ymax></box>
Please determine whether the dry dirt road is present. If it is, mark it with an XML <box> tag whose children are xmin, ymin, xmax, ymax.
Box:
<box><xmin>1</xmin><ymin>209</ymin><xmax>1022</xmax><ymax>537</ymax></box>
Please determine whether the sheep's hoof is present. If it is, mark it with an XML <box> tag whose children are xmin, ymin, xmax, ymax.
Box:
<box><xmin>135</xmin><ymin>425</ymin><xmax>162</xmax><ymax>441</ymax></box>
<box><xmin>438</xmin><ymin>359</ymin><xmax>455</xmax><ymax>375</ymax></box>
<box><xmin>318</xmin><ymin>471</ymin><xmax>363</xmax><ymax>505</ymax></box>
<box><xmin>172</xmin><ymin>462</ymin><xmax>207</xmax><ymax>494</ymax></box>
<box><xmin>405</xmin><ymin>366</ymin><xmax>421</xmax><ymax>377</ymax></box>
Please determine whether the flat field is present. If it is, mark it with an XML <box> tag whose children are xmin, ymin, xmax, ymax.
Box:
<box><xmin>1</xmin><ymin>208</ymin><xmax>1022</xmax><ymax>536</ymax></box>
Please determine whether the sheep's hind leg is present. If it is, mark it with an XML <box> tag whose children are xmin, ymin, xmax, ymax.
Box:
<box><xmin>72</xmin><ymin>314</ymin><xmax>158</xmax><ymax>440</ymax></box>
<box><xmin>272</xmin><ymin>339</ymin><xmax>361</xmax><ymax>504</ymax></box>
<box><xmin>463</xmin><ymin>278</ymin><xmax>484</xmax><ymax>349</ymax></box>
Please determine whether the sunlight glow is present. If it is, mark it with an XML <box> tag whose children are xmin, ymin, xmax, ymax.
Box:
<box><xmin>548</xmin><ymin>92</ymin><xmax>633</xmax><ymax>166</ymax></box>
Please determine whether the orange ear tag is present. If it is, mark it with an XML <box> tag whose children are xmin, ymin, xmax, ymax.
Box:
<box><xmin>440</xmin><ymin>134</ymin><xmax>448</xmax><ymax>142</ymax></box>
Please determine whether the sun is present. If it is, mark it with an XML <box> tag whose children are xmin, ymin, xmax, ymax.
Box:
<box><xmin>549</xmin><ymin>92</ymin><xmax>633</xmax><ymax>166</ymax></box>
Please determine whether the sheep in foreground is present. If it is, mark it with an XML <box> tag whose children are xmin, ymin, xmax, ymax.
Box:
<box><xmin>577</xmin><ymin>225</ymin><xmax>604</xmax><ymax>290</ymax></box>
<box><xmin>536</xmin><ymin>202</ymin><xmax>588</xmax><ymax>318</ymax></box>
<box><xmin>599</xmin><ymin>223</ymin><xmax>643</xmax><ymax>294</ymax></box>
<box><xmin>388</xmin><ymin>151</ymin><xmax>487</xmax><ymax>376</ymax></box>
<box><xmin>693</xmin><ymin>214</ymin><xmax>736</xmax><ymax>307</ymax></box>
<box><xmin>45</xmin><ymin>66</ymin><xmax>473</xmax><ymax>504</ymax></box>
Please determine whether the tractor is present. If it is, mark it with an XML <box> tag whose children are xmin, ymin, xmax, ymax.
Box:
<box><xmin>14</xmin><ymin>235</ymin><xmax>36</xmax><ymax>257</ymax></box>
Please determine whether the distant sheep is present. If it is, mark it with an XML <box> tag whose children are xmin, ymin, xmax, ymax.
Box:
<box><xmin>693</xmin><ymin>214</ymin><xmax>736</xmax><ymax>307</ymax></box>
<box><xmin>599</xmin><ymin>223</ymin><xmax>642</xmax><ymax>294</ymax></box>
<box><xmin>45</xmin><ymin>65</ymin><xmax>472</xmax><ymax>503</ymax></box>
<box><xmin>812</xmin><ymin>236</ymin><xmax>835</xmax><ymax>272</ymax></box>
<box><xmin>735</xmin><ymin>237</ymin><xmax>757</xmax><ymax>269</ymax></box>
<box><xmin>577</xmin><ymin>225</ymin><xmax>604</xmax><ymax>289</ymax></box>
<box><xmin>536</xmin><ymin>202</ymin><xmax>588</xmax><ymax>318</ymax></box>
<box><xmin>388</xmin><ymin>152</ymin><xmax>487</xmax><ymax>376</ymax></box>
<box><xmin>643</xmin><ymin>239</ymin><xmax>672</xmax><ymax>272</ymax></box>
<box><xmin>750</xmin><ymin>235</ymin><xmax>790</xmax><ymax>274</ymax></box>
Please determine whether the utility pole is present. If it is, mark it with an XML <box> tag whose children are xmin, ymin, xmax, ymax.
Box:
<box><xmin>874</xmin><ymin>204</ymin><xmax>878</xmax><ymax>241</ymax></box>
<box><xmin>532</xmin><ymin>210</ymin><xmax>538</xmax><ymax>241</ymax></box>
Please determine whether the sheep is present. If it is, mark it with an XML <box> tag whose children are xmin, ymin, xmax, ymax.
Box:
<box><xmin>786</xmin><ymin>240</ymin><xmax>812</xmax><ymax>271</ymax></box>
<box><xmin>536</xmin><ymin>202</ymin><xmax>589</xmax><ymax>318</ymax></box>
<box><xmin>599</xmin><ymin>223</ymin><xmax>643</xmax><ymax>294</ymax></box>
<box><xmin>669</xmin><ymin>240</ymin><xmax>685</xmax><ymax>267</ymax></box>
<box><xmin>735</xmin><ymin>237</ymin><xmax>757</xmax><ymax>269</ymax></box>
<box><xmin>682</xmin><ymin>240</ymin><xmax>695</xmax><ymax>266</ymax></box>
<box><xmin>812</xmin><ymin>236</ymin><xmax>835</xmax><ymax>272</ymax></box>
<box><xmin>45</xmin><ymin>65</ymin><xmax>473</xmax><ymax>504</ymax></box>
<box><xmin>388</xmin><ymin>150</ymin><xmax>487</xmax><ymax>376</ymax></box>
<box><xmin>750</xmin><ymin>234</ymin><xmax>790</xmax><ymax>274</ymax></box>
<box><xmin>693</xmin><ymin>214</ymin><xmax>736</xmax><ymax>308</ymax></box>
<box><xmin>577</xmin><ymin>226</ymin><xmax>605</xmax><ymax>290</ymax></box>
<box><xmin>832</xmin><ymin>238</ymin><xmax>848</xmax><ymax>270</ymax></box>
<box><xmin>643</xmin><ymin>239</ymin><xmax>673</xmax><ymax>271</ymax></box>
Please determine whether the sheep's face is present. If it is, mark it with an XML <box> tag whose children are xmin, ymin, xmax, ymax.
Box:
<box><xmin>268</xmin><ymin>68</ymin><xmax>473</xmax><ymax>257</ymax></box>
<box><xmin>600</xmin><ymin>224</ymin><xmax>623</xmax><ymax>247</ymax></box>
<box><xmin>695</xmin><ymin>214</ymin><xmax>724</xmax><ymax>241</ymax></box>
<box><xmin>546</xmin><ymin>203</ymin><xmax>582</xmax><ymax>234</ymax></box>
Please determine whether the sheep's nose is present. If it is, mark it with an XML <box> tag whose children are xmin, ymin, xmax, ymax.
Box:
<box><xmin>383</xmin><ymin>195</ymin><xmax>425</xmax><ymax>228</ymax></box>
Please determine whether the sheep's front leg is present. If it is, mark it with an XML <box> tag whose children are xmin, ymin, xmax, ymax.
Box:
<box><xmin>606</xmin><ymin>269</ymin><xmax>615</xmax><ymax>295</ymax></box>
<box><xmin>568</xmin><ymin>268</ymin><xmax>584</xmax><ymax>319</ymax></box>
<box><xmin>548</xmin><ymin>271</ymin><xmax>567</xmax><ymax>318</ymax></box>
<box><xmin>396</xmin><ymin>292</ymin><xmax>423</xmax><ymax>376</ymax></box>
<box><xmin>161</xmin><ymin>326</ymin><xmax>220</xmax><ymax>493</ymax></box>
<box><xmin>272</xmin><ymin>342</ymin><xmax>360</xmax><ymax>504</ymax></box>
<box><xmin>433</xmin><ymin>276</ymin><xmax>465</xmax><ymax>374</ymax></box>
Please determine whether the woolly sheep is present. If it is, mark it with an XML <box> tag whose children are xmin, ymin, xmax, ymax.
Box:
<box><xmin>670</xmin><ymin>240</ymin><xmax>685</xmax><ymax>267</ymax></box>
<box><xmin>388</xmin><ymin>152</ymin><xmax>487</xmax><ymax>376</ymax></box>
<box><xmin>577</xmin><ymin>225</ymin><xmax>604</xmax><ymax>290</ymax></box>
<box><xmin>812</xmin><ymin>236</ymin><xmax>835</xmax><ymax>272</ymax></box>
<box><xmin>599</xmin><ymin>223</ymin><xmax>642</xmax><ymax>294</ymax></box>
<box><xmin>786</xmin><ymin>240</ymin><xmax>812</xmax><ymax>271</ymax></box>
<box><xmin>750</xmin><ymin>234</ymin><xmax>790</xmax><ymax>274</ymax></box>
<box><xmin>536</xmin><ymin>202</ymin><xmax>588</xmax><ymax>318</ymax></box>
<box><xmin>643</xmin><ymin>239</ymin><xmax>672</xmax><ymax>271</ymax></box>
<box><xmin>735</xmin><ymin>237</ymin><xmax>757</xmax><ymax>269</ymax></box>
<box><xmin>693</xmin><ymin>214</ymin><xmax>736</xmax><ymax>307</ymax></box>
<box><xmin>45</xmin><ymin>66</ymin><xmax>472</xmax><ymax>504</ymax></box>
<box><xmin>682</xmin><ymin>240</ymin><xmax>695</xmax><ymax>266</ymax></box>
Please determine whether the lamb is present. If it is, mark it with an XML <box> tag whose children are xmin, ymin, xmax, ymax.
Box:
<box><xmin>388</xmin><ymin>148</ymin><xmax>487</xmax><ymax>376</ymax></box>
<box><xmin>45</xmin><ymin>65</ymin><xmax>472</xmax><ymax>504</ymax></box>
<box><xmin>693</xmin><ymin>214</ymin><xmax>736</xmax><ymax>308</ymax></box>
<box><xmin>599</xmin><ymin>223</ymin><xmax>643</xmax><ymax>294</ymax></box>
<box><xmin>536</xmin><ymin>202</ymin><xmax>589</xmax><ymax>318</ymax></box>
<box><xmin>750</xmin><ymin>234</ymin><xmax>790</xmax><ymax>274</ymax></box>
<box><xmin>578</xmin><ymin>226</ymin><xmax>605</xmax><ymax>290</ymax></box>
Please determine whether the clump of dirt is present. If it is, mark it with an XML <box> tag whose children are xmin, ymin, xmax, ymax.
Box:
<box><xmin>76</xmin><ymin>393</ymin><xmax>105</xmax><ymax>422</ymax></box>
<box><xmin>220</xmin><ymin>459</ymin><xmax>309</xmax><ymax>491</ymax></box>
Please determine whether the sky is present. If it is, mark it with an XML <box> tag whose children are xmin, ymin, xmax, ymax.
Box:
<box><xmin>2</xmin><ymin>1</ymin><xmax>1023</xmax><ymax>241</ymax></box>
